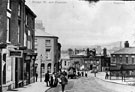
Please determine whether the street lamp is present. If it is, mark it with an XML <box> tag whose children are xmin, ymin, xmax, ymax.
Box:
<box><xmin>40</xmin><ymin>54</ymin><xmax>43</xmax><ymax>82</ymax></box>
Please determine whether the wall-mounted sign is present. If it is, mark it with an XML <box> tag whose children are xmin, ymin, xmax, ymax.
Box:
<box><xmin>9</xmin><ymin>50</ymin><xmax>23</xmax><ymax>58</ymax></box>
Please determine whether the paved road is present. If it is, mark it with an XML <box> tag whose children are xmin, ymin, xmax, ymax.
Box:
<box><xmin>46</xmin><ymin>76</ymin><xmax>118</xmax><ymax>92</ymax></box>
<box><xmin>69</xmin><ymin>77</ymin><xmax>118</xmax><ymax>92</ymax></box>
<box><xmin>46</xmin><ymin>79</ymin><xmax>74</xmax><ymax>92</ymax></box>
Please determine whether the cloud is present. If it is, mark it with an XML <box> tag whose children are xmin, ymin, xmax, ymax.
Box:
<box><xmin>26</xmin><ymin>0</ymin><xmax>135</xmax><ymax>49</ymax></box>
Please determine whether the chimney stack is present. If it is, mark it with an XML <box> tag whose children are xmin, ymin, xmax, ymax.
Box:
<box><xmin>103</xmin><ymin>48</ymin><xmax>107</xmax><ymax>56</ymax></box>
<box><xmin>124</xmin><ymin>41</ymin><xmax>129</xmax><ymax>48</ymax></box>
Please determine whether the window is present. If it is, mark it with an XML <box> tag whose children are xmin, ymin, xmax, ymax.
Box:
<box><xmin>28</xmin><ymin>40</ymin><xmax>32</xmax><ymax>49</ymax></box>
<box><xmin>65</xmin><ymin>61</ymin><xmax>66</xmax><ymax>66</ymax></box>
<box><xmin>24</xmin><ymin>32</ymin><xmax>27</xmax><ymax>46</ymax></box>
<box><xmin>25</xmin><ymin>14</ymin><xmax>28</xmax><ymax>25</ymax></box>
<box><xmin>7</xmin><ymin>18</ymin><xmax>10</xmax><ymax>42</ymax></box>
<box><xmin>120</xmin><ymin>57</ymin><xmax>122</xmax><ymax>63</ymax></box>
<box><xmin>46</xmin><ymin>49</ymin><xmax>51</xmax><ymax>60</ymax></box>
<box><xmin>18</xmin><ymin>21</ymin><xmax>20</xmax><ymax>42</ymax></box>
<box><xmin>126</xmin><ymin>57</ymin><xmax>128</xmax><ymax>64</ymax></box>
<box><xmin>132</xmin><ymin>58</ymin><xmax>134</xmax><ymax>64</ymax></box>
<box><xmin>45</xmin><ymin>40</ymin><xmax>51</xmax><ymax>46</ymax></box>
<box><xmin>18</xmin><ymin>3</ymin><xmax>21</xmax><ymax>16</ymax></box>
<box><xmin>112</xmin><ymin>55</ymin><xmax>116</xmax><ymax>63</ymax></box>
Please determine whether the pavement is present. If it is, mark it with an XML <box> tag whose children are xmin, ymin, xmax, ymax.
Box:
<box><xmin>88</xmin><ymin>71</ymin><xmax>135</xmax><ymax>86</ymax></box>
<box><xmin>7</xmin><ymin>78</ymin><xmax>50</xmax><ymax>92</ymax></box>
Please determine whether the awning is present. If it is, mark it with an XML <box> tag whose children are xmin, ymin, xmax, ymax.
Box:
<box><xmin>109</xmin><ymin>65</ymin><xmax>121</xmax><ymax>71</ymax></box>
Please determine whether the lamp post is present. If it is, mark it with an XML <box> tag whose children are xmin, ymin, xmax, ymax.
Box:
<box><xmin>40</xmin><ymin>54</ymin><xmax>43</xmax><ymax>82</ymax></box>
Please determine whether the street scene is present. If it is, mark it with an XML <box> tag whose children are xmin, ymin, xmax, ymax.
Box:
<box><xmin>1</xmin><ymin>0</ymin><xmax>135</xmax><ymax>92</ymax></box>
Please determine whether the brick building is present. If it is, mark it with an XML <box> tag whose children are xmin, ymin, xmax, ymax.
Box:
<box><xmin>110</xmin><ymin>41</ymin><xmax>135</xmax><ymax>78</ymax></box>
<box><xmin>35</xmin><ymin>21</ymin><xmax>61</xmax><ymax>79</ymax></box>
<box><xmin>0</xmin><ymin>0</ymin><xmax>37</xmax><ymax>91</ymax></box>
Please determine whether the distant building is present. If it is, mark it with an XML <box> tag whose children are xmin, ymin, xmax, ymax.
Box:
<box><xmin>60</xmin><ymin>53</ymin><xmax>71</xmax><ymax>72</ymax></box>
<box><xmin>35</xmin><ymin>21</ymin><xmax>61</xmax><ymax>77</ymax></box>
<box><xmin>110</xmin><ymin>41</ymin><xmax>135</xmax><ymax>77</ymax></box>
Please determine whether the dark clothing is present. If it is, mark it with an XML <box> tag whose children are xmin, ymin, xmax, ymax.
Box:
<box><xmin>63</xmin><ymin>71</ymin><xmax>67</xmax><ymax>76</ymax></box>
<box><xmin>82</xmin><ymin>72</ymin><xmax>84</xmax><ymax>77</ymax></box>
<box><xmin>35</xmin><ymin>73</ymin><xmax>38</xmax><ymax>82</ymax></box>
<box><xmin>60</xmin><ymin>75</ymin><xmax>68</xmax><ymax>92</ymax></box>
<box><xmin>45</xmin><ymin>73</ymin><xmax>50</xmax><ymax>86</ymax></box>
<box><xmin>105</xmin><ymin>72</ymin><xmax>109</xmax><ymax>79</ymax></box>
<box><xmin>61</xmin><ymin>84</ymin><xmax>65</xmax><ymax>92</ymax></box>
<box><xmin>85</xmin><ymin>73</ymin><xmax>87</xmax><ymax>77</ymax></box>
<box><xmin>49</xmin><ymin>76</ymin><xmax>53</xmax><ymax>87</ymax></box>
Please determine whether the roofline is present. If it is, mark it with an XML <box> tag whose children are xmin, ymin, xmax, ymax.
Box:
<box><xmin>35</xmin><ymin>35</ymin><xmax>59</xmax><ymax>38</ymax></box>
<box><xmin>111</xmin><ymin>53</ymin><xmax>135</xmax><ymax>55</ymax></box>
<box><xmin>25</xmin><ymin>5</ymin><xmax>37</xmax><ymax>18</ymax></box>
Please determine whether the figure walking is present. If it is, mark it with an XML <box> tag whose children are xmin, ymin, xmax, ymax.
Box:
<box><xmin>45</xmin><ymin>71</ymin><xmax>50</xmax><ymax>87</ymax></box>
<box><xmin>60</xmin><ymin>72</ymin><xmax>68</xmax><ymax>92</ymax></box>
<box><xmin>35</xmin><ymin>72</ymin><xmax>38</xmax><ymax>82</ymax></box>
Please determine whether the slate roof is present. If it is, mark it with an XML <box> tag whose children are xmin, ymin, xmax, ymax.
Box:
<box><xmin>35</xmin><ymin>29</ymin><xmax>58</xmax><ymax>38</ymax></box>
<box><xmin>112</xmin><ymin>47</ymin><xmax>135</xmax><ymax>55</ymax></box>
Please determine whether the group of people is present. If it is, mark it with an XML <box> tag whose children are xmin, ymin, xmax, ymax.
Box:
<box><xmin>77</xmin><ymin>71</ymin><xmax>88</xmax><ymax>77</ymax></box>
<box><xmin>44</xmin><ymin>71</ymin><xmax>68</xmax><ymax>92</ymax></box>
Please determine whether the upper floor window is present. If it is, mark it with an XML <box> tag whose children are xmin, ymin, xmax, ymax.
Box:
<box><xmin>132</xmin><ymin>58</ymin><xmax>134</xmax><ymax>64</ymax></box>
<box><xmin>27</xmin><ymin>40</ymin><xmax>32</xmax><ymax>49</ymax></box>
<box><xmin>112</xmin><ymin>55</ymin><xmax>116</xmax><ymax>63</ymax></box>
<box><xmin>119</xmin><ymin>55</ymin><xmax>122</xmax><ymax>63</ymax></box>
<box><xmin>45</xmin><ymin>40</ymin><xmax>51</xmax><ymax>46</ymax></box>
<box><xmin>24</xmin><ymin>32</ymin><xmax>27</xmax><ymax>46</ymax></box>
<box><xmin>18</xmin><ymin>3</ymin><xmax>21</xmax><ymax>16</ymax></box>
<box><xmin>18</xmin><ymin>20</ymin><xmax>21</xmax><ymax>43</ymax></box>
<box><xmin>126</xmin><ymin>57</ymin><xmax>128</xmax><ymax>64</ymax></box>
<box><xmin>46</xmin><ymin>49</ymin><xmax>51</xmax><ymax>60</ymax></box>
<box><xmin>25</xmin><ymin>14</ymin><xmax>28</xmax><ymax>25</ymax></box>
<box><xmin>7</xmin><ymin>17</ymin><xmax>10</xmax><ymax>42</ymax></box>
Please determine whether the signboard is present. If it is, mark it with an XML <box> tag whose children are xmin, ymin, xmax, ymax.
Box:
<box><xmin>9</xmin><ymin>50</ymin><xmax>23</xmax><ymax>58</ymax></box>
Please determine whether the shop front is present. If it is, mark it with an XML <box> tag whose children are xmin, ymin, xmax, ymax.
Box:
<box><xmin>23</xmin><ymin>52</ymin><xmax>37</xmax><ymax>85</ymax></box>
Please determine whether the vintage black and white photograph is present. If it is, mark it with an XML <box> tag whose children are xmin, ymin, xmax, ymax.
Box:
<box><xmin>1</xmin><ymin>0</ymin><xmax>135</xmax><ymax>92</ymax></box>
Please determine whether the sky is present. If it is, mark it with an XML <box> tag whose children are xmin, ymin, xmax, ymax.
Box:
<box><xmin>26</xmin><ymin>0</ymin><xmax>135</xmax><ymax>50</ymax></box>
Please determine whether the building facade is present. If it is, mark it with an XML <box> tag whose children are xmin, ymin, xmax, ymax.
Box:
<box><xmin>0</xmin><ymin>0</ymin><xmax>37</xmax><ymax>91</ymax></box>
<box><xmin>110</xmin><ymin>41</ymin><xmax>135</xmax><ymax>77</ymax></box>
<box><xmin>60</xmin><ymin>53</ymin><xmax>71</xmax><ymax>72</ymax></box>
<box><xmin>35</xmin><ymin>21</ymin><xmax>61</xmax><ymax>79</ymax></box>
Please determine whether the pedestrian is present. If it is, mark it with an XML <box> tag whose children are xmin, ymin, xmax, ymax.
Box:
<box><xmin>85</xmin><ymin>72</ymin><xmax>87</xmax><ymax>77</ymax></box>
<box><xmin>35</xmin><ymin>72</ymin><xmax>38</xmax><ymax>82</ymax></box>
<box><xmin>105</xmin><ymin>72</ymin><xmax>109</xmax><ymax>79</ymax></box>
<box><xmin>81</xmin><ymin>71</ymin><xmax>84</xmax><ymax>77</ymax></box>
<box><xmin>45</xmin><ymin>71</ymin><xmax>50</xmax><ymax>87</ymax></box>
<box><xmin>50</xmin><ymin>72</ymin><xmax>55</xmax><ymax>87</ymax></box>
<box><xmin>60</xmin><ymin>72</ymin><xmax>68</xmax><ymax>92</ymax></box>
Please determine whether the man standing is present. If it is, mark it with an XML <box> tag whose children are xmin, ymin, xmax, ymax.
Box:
<box><xmin>45</xmin><ymin>71</ymin><xmax>50</xmax><ymax>87</ymax></box>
